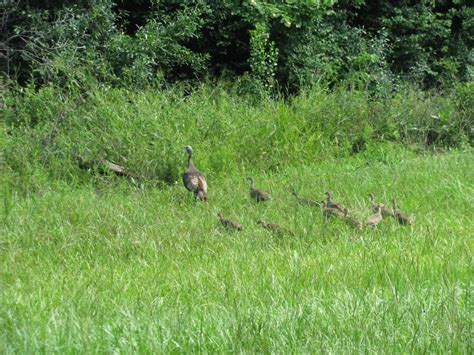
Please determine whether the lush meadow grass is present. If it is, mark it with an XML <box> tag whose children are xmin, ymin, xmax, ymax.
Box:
<box><xmin>1</xmin><ymin>83</ymin><xmax>473</xmax><ymax>352</ymax></box>
<box><xmin>1</xmin><ymin>146</ymin><xmax>472</xmax><ymax>352</ymax></box>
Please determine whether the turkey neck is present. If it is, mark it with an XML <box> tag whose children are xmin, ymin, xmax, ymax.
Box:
<box><xmin>249</xmin><ymin>178</ymin><xmax>254</xmax><ymax>190</ymax></box>
<box><xmin>187</xmin><ymin>152</ymin><xmax>196</xmax><ymax>171</ymax></box>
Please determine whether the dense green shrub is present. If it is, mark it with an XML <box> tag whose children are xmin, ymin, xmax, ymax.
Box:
<box><xmin>1</xmin><ymin>0</ymin><xmax>471</xmax><ymax>91</ymax></box>
<box><xmin>340</xmin><ymin>0</ymin><xmax>474</xmax><ymax>87</ymax></box>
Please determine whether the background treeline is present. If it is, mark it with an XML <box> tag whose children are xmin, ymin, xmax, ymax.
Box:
<box><xmin>1</xmin><ymin>0</ymin><xmax>473</xmax><ymax>92</ymax></box>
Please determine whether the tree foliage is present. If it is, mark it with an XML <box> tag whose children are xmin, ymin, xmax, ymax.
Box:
<box><xmin>1</xmin><ymin>0</ymin><xmax>472</xmax><ymax>91</ymax></box>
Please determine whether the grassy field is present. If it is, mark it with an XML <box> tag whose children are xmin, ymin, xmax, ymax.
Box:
<box><xmin>1</xmin><ymin>147</ymin><xmax>472</xmax><ymax>353</ymax></box>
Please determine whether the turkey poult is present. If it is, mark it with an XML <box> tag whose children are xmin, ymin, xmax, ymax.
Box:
<box><xmin>392</xmin><ymin>199</ymin><xmax>414</xmax><ymax>225</ymax></box>
<box><xmin>248</xmin><ymin>177</ymin><xmax>271</xmax><ymax>202</ymax></box>
<box><xmin>343</xmin><ymin>215</ymin><xmax>363</xmax><ymax>230</ymax></box>
<box><xmin>366</xmin><ymin>204</ymin><xmax>383</xmax><ymax>227</ymax></box>
<box><xmin>218</xmin><ymin>213</ymin><xmax>243</xmax><ymax>231</ymax></box>
<box><xmin>182</xmin><ymin>145</ymin><xmax>208</xmax><ymax>201</ymax></box>
<box><xmin>368</xmin><ymin>193</ymin><xmax>394</xmax><ymax>218</ymax></box>
<box><xmin>324</xmin><ymin>191</ymin><xmax>347</xmax><ymax>213</ymax></box>
<box><xmin>257</xmin><ymin>220</ymin><xmax>294</xmax><ymax>237</ymax></box>
<box><xmin>322</xmin><ymin>200</ymin><xmax>348</xmax><ymax>219</ymax></box>
<box><xmin>291</xmin><ymin>187</ymin><xmax>322</xmax><ymax>207</ymax></box>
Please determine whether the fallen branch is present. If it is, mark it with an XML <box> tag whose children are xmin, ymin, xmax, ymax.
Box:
<box><xmin>76</xmin><ymin>155</ymin><xmax>142</xmax><ymax>183</ymax></box>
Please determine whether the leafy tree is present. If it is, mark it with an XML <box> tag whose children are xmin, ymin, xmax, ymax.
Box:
<box><xmin>1</xmin><ymin>0</ymin><xmax>471</xmax><ymax>90</ymax></box>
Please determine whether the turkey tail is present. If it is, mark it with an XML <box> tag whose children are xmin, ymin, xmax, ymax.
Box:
<box><xmin>197</xmin><ymin>177</ymin><xmax>208</xmax><ymax>201</ymax></box>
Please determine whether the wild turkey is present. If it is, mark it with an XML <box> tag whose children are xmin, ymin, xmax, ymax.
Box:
<box><xmin>343</xmin><ymin>215</ymin><xmax>363</xmax><ymax>230</ymax></box>
<box><xmin>291</xmin><ymin>187</ymin><xmax>322</xmax><ymax>207</ymax></box>
<box><xmin>366</xmin><ymin>204</ymin><xmax>383</xmax><ymax>227</ymax></box>
<box><xmin>218</xmin><ymin>212</ymin><xmax>243</xmax><ymax>231</ymax></box>
<box><xmin>76</xmin><ymin>155</ymin><xmax>140</xmax><ymax>182</ymax></box>
<box><xmin>324</xmin><ymin>191</ymin><xmax>347</xmax><ymax>213</ymax></box>
<box><xmin>392</xmin><ymin>199</ymin><xmax>414</xmax><ymax>225</ymax></box>
<box><xmin>322</xmin><ymin>198</ymin><xmax>360</xmax><ymax>227</ymax></box>
<box><xmin>322</xmin><ymin>200</ymin><xmax>348</xmax><ymax>219</ymax></box>
<box><xmin>257</xmin><ymin>220</ymin><xmax>294</xmax><ymax>237</ymax></box>
<box><xmin>248</xmin><ymin>177</ymin><xmax>271</xmax><ymax>202</ymax></box>
<box><xmin>368</xmin><ymin>193</ymin><xmax>394</xmax><ymax>218</ymax></box>
<box><xmin>182</xmin><ymin>145</ymin><xmax>208</xmax><ymax>201</ymax></box>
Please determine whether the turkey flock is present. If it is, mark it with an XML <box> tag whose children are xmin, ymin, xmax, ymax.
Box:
<box><xmin>183</xmin><ymin>145</ymin><xmax>414</xmax><ymax>235</ymax></box>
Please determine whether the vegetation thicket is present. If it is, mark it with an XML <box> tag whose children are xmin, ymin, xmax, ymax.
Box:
<box><xmin>1</xmin><ymin>0</ymin><xmax>473</xmax><ymax>353</ymax></box>
<box><xmin>1</xmin><ymin>0</ymin><xmax>473</xmax><ymax>91</ymax></box>
<box><xmin>2</xmin><ymin>82</ymin><xmax>473</xmax><ymax>188</ymax></box>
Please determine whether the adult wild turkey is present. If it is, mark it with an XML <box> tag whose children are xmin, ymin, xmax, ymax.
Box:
<box><xmin>182</xmin><ymin>145</ymin><xmax>208</xmax><ymax>201</ymax></box>
<box><xmin>248</xmin><ymin>177</ymin><xmax>271</xmax><ymax>202</ymax></box>
<box><xmin>218</xmin><ymin>212</ymin><xmax>243</xmax><ymax>231</ymax></box>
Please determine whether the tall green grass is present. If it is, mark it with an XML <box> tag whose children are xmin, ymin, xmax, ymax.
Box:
<box><xmin>1</xmin><ymin>149</ymin><xmax>472</xmax><ymax>352</ymax></box>
<box><xmin>2</xmin><ymin>82</ymin><xmax>472</xmax><ymax>192</ymax></box>
<box><xmin>1</xmin><ymin>83</ymin><xmax>472</xmax><ymax>352</ymax></box>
